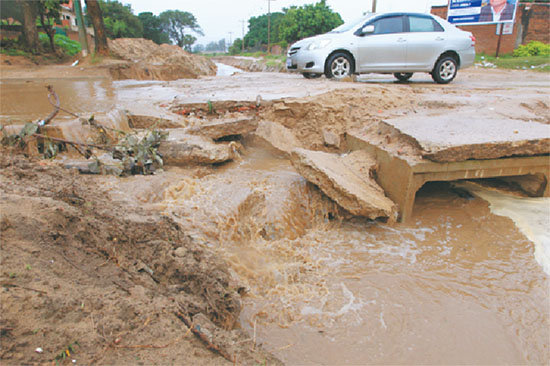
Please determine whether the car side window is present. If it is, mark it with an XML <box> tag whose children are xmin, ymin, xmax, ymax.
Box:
<box><xmin>372</xmin><ymin>16</ymin><xmax>404</xmax><ymax>35</ymax></box>
<box><xmin>409</xmin><ymin>16</ymin><xmax>444</xmax><ymax>32</ymax></box>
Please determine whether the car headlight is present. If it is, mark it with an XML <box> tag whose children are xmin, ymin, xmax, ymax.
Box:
<box><xmin>306</xmin><ymin>39</ymin><xmax>332</xmax><ymax>51</ymax></box>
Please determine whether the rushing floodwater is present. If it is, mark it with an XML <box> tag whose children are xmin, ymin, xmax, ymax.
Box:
<box><xmin>2</xmin><ymin>76</ymin><xmax>548</xmax><ymax>364</ymax></box>
<box><xmin>122</xmin><ymin>150</ymin><xmax>548</xmax><ymax>365</ymax></box>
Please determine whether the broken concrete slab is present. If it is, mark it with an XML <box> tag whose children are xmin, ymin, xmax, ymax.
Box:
<box><xmin>384</xmin><ymin>115</ymin><xmax>550</xmax><ymax>162</ymax></box>
<box><xmin>159</xmin><ymin>129</ymin><xmax>237</xmax><ymax>165</ymax></box>
<box><xmin>251</xmin><ymin>121</ymin><xmax>303</xmax><ymax>157</ymax></box>
<box><xmin>187</xmin><ymin>116</ymin><xmax>258</xmax><ymax>139</ymax></box>
<box><xmin>341</xmin><ymin>150</ymin><xmax>378</xmax><ymax>180</ymax></box>
<box><xmin>290</xmin><ymin>148</ymin><xmax>397</xmax><ymax>221</ymax></box>
<box><xmin>347</xmin><ymin>129</ymin><xmax>550</xmax><ymax>222</ymax></box>
<box><xmin>423</xmin><ymin>139</ymin><xmax>550</xmax><ymax>163</ymax></box>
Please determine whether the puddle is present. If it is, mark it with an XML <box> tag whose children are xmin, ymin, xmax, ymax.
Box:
<box><xmin>0</xmin><ymin>78</ymin><xmax>116</xmax><ymax>124</ymax></box>
<box><xmin>215</xmin><ymin>62</ymin><xmax>243</xmax><ymax>76</ymax></box>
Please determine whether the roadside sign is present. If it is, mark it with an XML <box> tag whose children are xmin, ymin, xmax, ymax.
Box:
<box><xmin>496</xmin><ymin>22</ymin><xmax>514</xmax><ymax>35</ymax></box>
<box><xmin>447</xmin><ymin>0</ymin><xmax>519</xmax><ymax>25</ymax></box>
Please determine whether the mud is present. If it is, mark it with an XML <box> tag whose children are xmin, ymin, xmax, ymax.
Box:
<box><xmin>1</xmin><ymin>65</ymin><xmax>549</xmax><ymax>365</ymax></box>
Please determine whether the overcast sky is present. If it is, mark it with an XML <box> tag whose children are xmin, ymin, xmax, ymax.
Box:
<box><xmin>124</xmin><ymin>0</ymin><xmax>448</xmax><ymax>45</ymax></box>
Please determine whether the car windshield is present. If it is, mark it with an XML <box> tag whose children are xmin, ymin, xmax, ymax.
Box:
<box><xmin>329</xmin><ymin>15</ymin><xmax>374</xmax><ymax>33</ymax></box>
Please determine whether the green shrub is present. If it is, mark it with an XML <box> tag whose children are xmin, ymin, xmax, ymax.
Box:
<box><xmin>513</xmin><ymin>41</ymin><xmax>550</xmax><ymax>57</ymax></box>
<box><xmin>39</xmin><ymin>33</ymin><xmax>82</xmax><ymax>56</ymax></box>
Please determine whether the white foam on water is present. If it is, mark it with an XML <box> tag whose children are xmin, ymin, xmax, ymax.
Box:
<box><xmin>458</xmin><ymin>182</ymin><xmax>550</xmax><ymax>276</ymax></box>
<box><xmin>301</xmin><ymin>283</ymin><xmax>363</xmax><ymax>318</ymax></box>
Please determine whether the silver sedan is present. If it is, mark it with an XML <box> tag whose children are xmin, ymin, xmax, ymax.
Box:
<box><xmin>286</xmin><ymin>12</ymin><xmax>476</xmax><ymax>84</ymax></box>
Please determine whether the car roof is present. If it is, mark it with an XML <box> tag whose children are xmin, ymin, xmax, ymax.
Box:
<box><xmin>372</xmin><ymin>12</ymin><xmax>435</xmax><ymax>18</ymax></box>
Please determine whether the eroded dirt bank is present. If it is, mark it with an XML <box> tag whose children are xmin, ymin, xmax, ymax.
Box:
<box><xmin>0</xmin><ymin>150</ymin><xmax>279</xmax><ymax>365</ymax></box>
<box><xmin>1</xmin><ymin>66</ymin><xmax>549</xmax><ymax>364</ymax></box>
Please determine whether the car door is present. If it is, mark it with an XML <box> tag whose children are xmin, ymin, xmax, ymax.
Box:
<box><xmin>404</xmin><ymin>15</ymin><xmax>446</xmax><ymax>71</ymax></box>
<box><xmin>355</xmin><ymin>15</ymin><xmax>407</xmax><ymax>72</ymax></box>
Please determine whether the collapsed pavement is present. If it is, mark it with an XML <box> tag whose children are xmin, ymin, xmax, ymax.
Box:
<box><xmin>2</xmin><ymin>68</ymin><xmax>550</xmax><ymax>364</ymax></box>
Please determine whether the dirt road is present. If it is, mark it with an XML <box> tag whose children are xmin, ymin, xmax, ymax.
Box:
<box><xmin>1</xmin><ymin>64</ymin><xmax>549</xmax><ymax>365</ymax></box>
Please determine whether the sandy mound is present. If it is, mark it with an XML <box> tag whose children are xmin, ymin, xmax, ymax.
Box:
<box><xmin>107</xmin><ymin>38</ymin><xmax>217</xmax><ymax>81</ymax></box>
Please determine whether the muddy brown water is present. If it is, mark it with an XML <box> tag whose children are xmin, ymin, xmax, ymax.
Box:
<box><xmin>103</xmin><ymin>148</ymin><xmax>549</xmax><ymax>365</ymax></box>
<box><xmin>2</xmin><ymin>71</ymin><xmax>549</xmax><ymax>364</ymax></box>
<box><xmin>0</xmin><ymin>78</ymin><xmax>116</xmax><ymax>124</ymax></box>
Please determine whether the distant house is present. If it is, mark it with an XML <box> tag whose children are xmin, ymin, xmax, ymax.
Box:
<box><xmin>58</xmin><ymin>0</ymin><xmax>95</xmax><ymax>41</ymax></box>
<box><xmin>60</xmin><ymin>1</ymin><xmax>78</xmax><ymax>30</ymax></box>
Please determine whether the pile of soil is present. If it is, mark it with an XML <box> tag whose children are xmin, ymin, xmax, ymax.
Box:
<box><xmin>108</xmin><ymin>38</ymin><xmax>217</xmax><ymax>81</ymax></box>
<box><xmin>0</xmin><ymin>148</ymin><xmax>280</xmax><ymax>365</ymax></box>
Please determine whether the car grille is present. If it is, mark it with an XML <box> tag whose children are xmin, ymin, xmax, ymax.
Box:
<box><xmin>288</xmin><ymin>47</ymin><xmax>300</xmax><ymax>56</ymax></box>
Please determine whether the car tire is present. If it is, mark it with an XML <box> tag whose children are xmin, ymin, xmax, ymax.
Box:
<box><xmin>302</xmin><ymin>73</ymin><xmax>322</xmax><ymax>79</ymax></box>
<box><xmin>431</xmin><ymin>56</ymin><xmax>458</xmax><ymax>84</ymax></box>
<box><xmin>325</xmin><ymin>52</ymin><xmax>353</xmax><ymax>79</ymax></box>
<box><xmin>394</xmin><ymin>73</ymin><xmax>413</xmax><ymax>82</ymax></box>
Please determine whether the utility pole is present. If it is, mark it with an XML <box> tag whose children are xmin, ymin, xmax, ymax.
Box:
<box><xmin>372</xmin><ymin>0</ymin><xmax>377</xmax><ymax>13</ymax></box>
<box><xmin>228</xmin><ymin>31</ymin><xmax>233</xmax><ymax>51</ymax></box>
<box><xmin>267</xmin><ymin>0</ymin><xmax>276</xmax><ymax>54</ymax></box>
<box><xmin>74</xmin><ymin>0</ymin><xmax>89</xmax><ymax>57</ymax></box>
<box><xmin>240</xmin><ymin>19</ymin><xmax>246</xmax><ymax>53</ymax></box>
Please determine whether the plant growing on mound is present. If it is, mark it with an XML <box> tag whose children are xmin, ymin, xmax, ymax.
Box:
<box><xmin>39</xmin><ymin>33</ymin><xmax>82</xmax><ymax>56</ymax></box>
<box><xmin>37</xmin><ymin>0</ymin><xmax>62</xmax><ymax>53</ymax></box>
<box><xmin>513</xmin><ymin>41</ymin><xmax>550</xmax><ymax>57</ymax></box>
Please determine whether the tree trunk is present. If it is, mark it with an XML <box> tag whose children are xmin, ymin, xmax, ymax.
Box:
<box><xmin>85</xmin><ymin>0</ymin><xmax>109</xmax><ymax>55</ymax></box>
<box><xmin>19</xmin><ymin>0</ymin><xmax>39</xmax><ymax>53</ymax></box>
<box><xmin>38</xmin><ymin>12</ymin><xmax>56</xmax><ymax>53</ymax></box>
<box><xmin>520</xmin><ymin>5</ymin><xmax>534</xmax><ymax>44</ymax></box>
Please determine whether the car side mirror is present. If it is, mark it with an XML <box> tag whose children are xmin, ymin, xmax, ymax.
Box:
<box><xmin>355</xmin><ymin>25</ymin><xmax>375</xmax><ymax>36</ymax></box>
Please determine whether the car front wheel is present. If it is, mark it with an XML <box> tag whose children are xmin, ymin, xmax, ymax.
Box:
<box><xmin>431</xmin><ymin>56</ymin><xmax>458</xmax><ymax>84</ymax></box>
<box><xmin>325</xmin><ymin>52</ymin><xmax>353</xmax><ymax>79</ymax></box>
<box><xmin>394</xmin><ymin>73</ymin><xmax>413</xmax><ymax>82</ymax></box>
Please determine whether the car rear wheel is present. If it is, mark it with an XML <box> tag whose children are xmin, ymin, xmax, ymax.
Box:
<box><xmin>302</xmin><ymin>73</ymin><xmax>322</xmax><ymax>79</ymax></box>
<box><xmin>394</xmin><ymin>73</ymin><xmax>413</xmax><ymax>82</ymax></box>
<box><xmin>431</xmin><ymin>56</ymin><xmax>457</xmax><ymax>84</ymax></box>
<box><xmin>325</xmin><ymin>52</ymin><xmax>353</xmax><ymax>79</ymax></box>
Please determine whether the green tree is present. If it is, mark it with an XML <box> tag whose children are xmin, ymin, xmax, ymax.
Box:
<box><xmin>138</xmin><ymin>12</ymin><xmax>169</xmax><ymax>44</ymax></box>
<box><xmin>192</xmin><ymin>44</ymin><xmax>205</xmax><ymax>53</ymax></box>
<box><xmin>37</xmin><ymin>0</ymin><xmax>61</xmax><ymax>53</ymax></box>
<box><xmin>229</xmin><ymin>38</ymin><xmax>243</xmax><ymax>55</ymax></box>
<box><xmin>97</xmin><ymin>0</ymin><xmax>142</xmax><ymax>38</ymax></box>
<box><xmin>278</xmin><ymin>0</ymin><xmax>343</xmax><ymax>44</ymax></box>
<box><xmin>244</xmin><ymin>12</ymin><xmax>284</xmax><ymax>49</ymax></box>
<box><xmin>159</xmin><ymin>10</ymin><xmax>203</xmax><ymax>49</ymax></box>
<box><xmin>13</xmin><ymin>0</ymin><xmax>40</xmax><ymax>53</ymax></box>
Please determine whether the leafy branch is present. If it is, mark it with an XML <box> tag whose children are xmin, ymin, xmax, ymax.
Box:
<box><xmin>1</xmin><ymin>86</ymin><xmax>168</xmax><ymax>176</ymax></box>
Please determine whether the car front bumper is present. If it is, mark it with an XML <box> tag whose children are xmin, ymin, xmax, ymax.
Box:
<box><xmin>286</xmin><ymin>48</ymin><xmax>329</xmax><ymax>74</ymax></box>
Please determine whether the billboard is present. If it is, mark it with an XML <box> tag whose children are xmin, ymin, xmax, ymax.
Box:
<box><xmin>447</xmin><ymin>0</ymin><xmax>519</xmax><ymax>25</ymax></box>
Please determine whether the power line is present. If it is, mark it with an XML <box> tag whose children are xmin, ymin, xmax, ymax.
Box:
<box><xmin>266</xmin><ymin>0</ymin><xmax>276</xmax><ymax>54</ymax></box>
